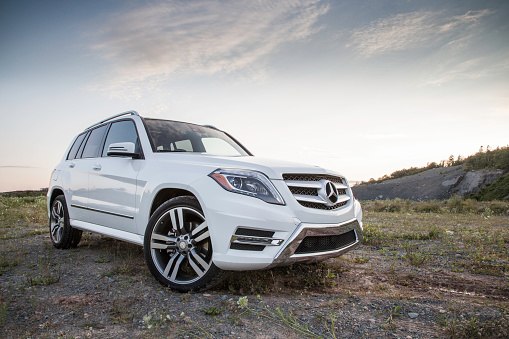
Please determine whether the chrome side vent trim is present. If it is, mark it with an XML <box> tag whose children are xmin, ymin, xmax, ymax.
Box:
<box><xmin>229</xmin><ymin>227</ymin><xmax>283</xmax><ymax>251</ymax></box>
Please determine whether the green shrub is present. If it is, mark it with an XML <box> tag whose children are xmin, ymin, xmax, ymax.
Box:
<box><xmin>373</xmin><ymin>199</ymin><xmax>404</xmax><ymax>213</ymax></box>
<box><xmin>412</xmin><ymin>201</ymin><xmax>442</xmax><ymax>213</ymax></box>
<box><xmin>362</xmin><ymin>225</ymin><xmax>385</xmax><ymax>246</ymax></box>
<box><xmin>487</xmin><ymin>201</ymin><xmax>509</xmax><ymax>215</ymax></box>
<box><xmin>473</xmin><ymin>173</ymin><xmax>509</xmax><ymax>201</ymax></box>
<box><xmin>447</xmin><ymin>196</ymin><xmax>478</xmax><ymax>213</ymax></box>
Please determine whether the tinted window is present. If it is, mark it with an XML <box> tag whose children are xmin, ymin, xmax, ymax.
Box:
<box><xmin>145</xmin><ymin>119</ymin><xmax>248</xmax><ymax>156</ymax></box>
<box><xmin>81</xmin><ymin>125</ymin><xmax>108</xmax><ymax>158</ymax></box>
<box><xmin>67</xmin><ymin>133</ymin><xmax>87</xmax><ymax>160</ymax></box>
<box><xmin>102</xmin><ymin>120</ymin><xmax>139</xmax><ymax>157</ymax></box>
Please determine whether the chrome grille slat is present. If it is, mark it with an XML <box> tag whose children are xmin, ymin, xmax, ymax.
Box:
<box><xmin>293</xmin><ymin>194</ymin><xmax>328</xmax><ymax>204</ymax></box>
<box><xmin>283</xmin><ymin>173</ymin><xmax>351</xmax><ymax>210</ymax></box>
<box><xmin>285</xmin><ymin>181</ymin><xmax>322</xmax><ymax>188</ymax></box>
<box><xmin>282</xmin><ymin>174</ymin><xmax>345</xmax><ymax>184</ymax></box>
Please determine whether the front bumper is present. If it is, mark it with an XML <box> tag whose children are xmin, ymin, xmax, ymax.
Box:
<box><xmin>190</xmin><ymin>176</ymin><xmax>363</xmax><ymax>271</ymax></box>
<box><xmin>268</xmin><ymin>218</ymin><xmax>363</xmax><ymax>268</ymax></box>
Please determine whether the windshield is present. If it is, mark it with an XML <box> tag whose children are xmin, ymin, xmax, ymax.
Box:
<box><xmin>144</xmin><ymin>118</ymin><xmax>249</xmax><ymax>156</ymax></box>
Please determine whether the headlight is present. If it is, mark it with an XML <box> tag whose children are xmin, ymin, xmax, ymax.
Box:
<box><xmin>209</xmin><ymin>169</ymin><xmax>285</xmax><ymax>205</ymax></box>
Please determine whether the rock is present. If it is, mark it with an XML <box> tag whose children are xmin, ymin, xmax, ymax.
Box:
<box><xmin>352</xmin><ymin>165</ymin><xmax>504</xmax><ymax>201</ymax></box>
<box><xmin>408</xmin><ymin>313</ymin><xmax>419</xmax><ymax>319</ymax></box>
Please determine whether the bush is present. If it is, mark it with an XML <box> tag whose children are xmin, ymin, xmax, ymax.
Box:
<box><xmin>447</xmin><ymin>196</ymin><xmax>477</xmax><ymax>213</ymax></box>
<box><xmin>473</xmin><ymin>173</ymin><xmax>509</xmax><ymax>201</ymax></box>
<box><xmin>487</xmin><ymin>201</ymin><xmax>509</xmax><ymax>215</ymax></box>
<box><xmin>362</xmin><ymin>225</ymin><xmax>385</xmax><ymax>246</ymax></box>
<box><xmin>412</xmin><ymin>201</ymin><xmax>442</xmax><ymax>213</ymax></box>
<box><xmin>373</xmin><ymin>199</ymin><xmax>404</xmax><ymax>213</ymax></box>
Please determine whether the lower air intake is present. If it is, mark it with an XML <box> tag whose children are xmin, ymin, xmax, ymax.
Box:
<box><xmin>294</xmin><ymin>230</ymin><xmax>357</xmax><ymax>254</ymax></box>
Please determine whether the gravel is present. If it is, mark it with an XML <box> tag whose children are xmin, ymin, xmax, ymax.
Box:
<box><xmin>1</xmin><ymin>220</ymin><xmax>508</xmax><ymax>338</ymax></box>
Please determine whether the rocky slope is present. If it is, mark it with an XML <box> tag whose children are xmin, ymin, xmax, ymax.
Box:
<box><xmin>352</xmin><ymin>165</ymin><xmax>504</xmax><ymax>201</ymax></box>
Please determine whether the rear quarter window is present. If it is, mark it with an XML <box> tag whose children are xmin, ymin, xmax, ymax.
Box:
<box><xmin>66</xmin><ymin>133</ymin><xmax>87</xmax><ymax>160</ymax></box>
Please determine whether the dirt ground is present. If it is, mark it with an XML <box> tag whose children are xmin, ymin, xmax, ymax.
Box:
<box><xmin>1</xmin><ymin>199</ymin><xmax>508</xmax><ymax>338</ymax></box>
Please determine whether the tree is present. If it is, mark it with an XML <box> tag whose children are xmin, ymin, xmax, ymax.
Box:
<box><xmin>447</xmin><ymin>155</ymin><xmax>455</xmax><ymax>167</ymax></box>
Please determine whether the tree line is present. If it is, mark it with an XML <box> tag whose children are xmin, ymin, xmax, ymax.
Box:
<box><xmin>359</xmin><ymin>145</ymin><xmax>509</xmax><ymax>185</ymax></box>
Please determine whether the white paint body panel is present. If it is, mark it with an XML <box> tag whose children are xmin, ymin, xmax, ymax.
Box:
<box><xmin>48</xmin><ymin>113</ymin><xmax>363</xmax><ymax>271</ymax></box>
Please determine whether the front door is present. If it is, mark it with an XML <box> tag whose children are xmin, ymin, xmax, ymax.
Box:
<box><xmin>87</xmin><ymin>120</ymin><xmax>141</xmax><ymax>234</ymax></box>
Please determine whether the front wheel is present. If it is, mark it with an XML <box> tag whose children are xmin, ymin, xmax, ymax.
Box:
<box><xmin>143</xmin><ymin>196</ymin><xmax>224</xmax><ymax>292</ymax></box>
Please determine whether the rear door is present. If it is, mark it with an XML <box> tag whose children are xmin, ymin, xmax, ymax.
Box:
<box><xmin>87</xmin><ymin>120</ymin><xmax>142</xmax><ymax>234</ymax></box>
<box><xmin>64</xmin><ymin>125</ymin><xmax>108</xmax><ymax>223</ymax></box>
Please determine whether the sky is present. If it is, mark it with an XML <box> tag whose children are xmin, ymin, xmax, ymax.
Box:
<box><xmin>1</xmin><ymin>0</ymin><xmax>508</xmax><ymax>192</ymax></box>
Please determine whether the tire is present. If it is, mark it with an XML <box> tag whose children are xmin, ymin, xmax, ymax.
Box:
<box><xmin>144</xmin><ymin>196</ymin><xmax>224</xmax><ymax>292</ymax></box>
<box><xmin>49</xmin><ymin>195</ymin><xmax>82</xmax><ymax>249</ymax></box>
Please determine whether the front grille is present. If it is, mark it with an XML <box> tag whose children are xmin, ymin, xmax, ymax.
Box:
<box><xmin>300</xmin><ymin>201</ymin><xmax>348</xmax><ymax>210</ymax></box>
<box><xmin>289</xmin><ymin>187</ymin><xmax>317</xmax><ymax>196</ymax></box>
<box><xmin>295</xmin><ymin>230</ymin><xmax>357</xmax><ymax>254</ymax></box>
<box><xmin>283</xmin><ymin>174</ymin><xmax>345</xmax><ymax>184</ymax></box>
<box><xmin>283</xmin><ymin>173</ymin><xmax>351</xmax><ymax>210</ymax></box>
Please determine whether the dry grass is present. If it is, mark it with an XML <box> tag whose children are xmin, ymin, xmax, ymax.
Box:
<box><xmin>1</xmin><ymin>195</ymin><xmax>508</xmax><ymax>338</ymax></box>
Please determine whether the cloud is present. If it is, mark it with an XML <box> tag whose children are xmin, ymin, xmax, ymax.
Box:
<box><xmin>424</xmin><ymin>57</ymin><xmax>486</xmax><ymax>86</ymax></box>
<box><xmin>91</xmin><ymin>0</ymin><xmax>328</xmax><ymax>93</ymax></box>
<box><xmin>347</xmin><ymin>9</ymin><xmax>492</xmax><ymax>58</ymax></box>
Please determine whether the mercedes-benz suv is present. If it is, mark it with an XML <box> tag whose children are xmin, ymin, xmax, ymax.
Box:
<box><xmin>47</xmin><ymin>111</ymin><xmax>363</xmax><ymax>292</ymax></box>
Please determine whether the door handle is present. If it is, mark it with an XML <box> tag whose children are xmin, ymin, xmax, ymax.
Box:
<box><xmin>92</xmin><ymin>164</ymin><xmax>102</xmax><ymax>171</ymax></box>
<box><xmin>69</xmin><ymin>162</ymin><xmax>75</xmax><ymax>168</ymax></box>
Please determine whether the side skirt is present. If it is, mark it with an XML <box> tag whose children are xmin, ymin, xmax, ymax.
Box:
<box><xmin>71</xmin><ymin>219</ymin><xmax>144</xmax><ymax>246</ymax></box>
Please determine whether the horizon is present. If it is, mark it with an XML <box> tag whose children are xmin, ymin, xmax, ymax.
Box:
<box><xmin>1</xmin><ymin>144</ymin><xmax>506</xmax><ymax>193</ymax></box>
<box><xmin>1</xmin><ymin>0</ymin><xmax>508</xmax><ymax>192</ymax></box>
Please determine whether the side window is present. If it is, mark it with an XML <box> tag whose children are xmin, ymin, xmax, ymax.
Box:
<box><xmin>67</xmin><ymin>133</ymin><xmax>87</xmax><ymax>160</ymax></box>
<box><xmin>81</xmin><ymin>125</ymin><xmax>108</xmax><ymax>158</ymax></box>
<box><xmin>102</xmin><ymin>120</ymin><xmax>139</xmax><ymax>157</ymax></box>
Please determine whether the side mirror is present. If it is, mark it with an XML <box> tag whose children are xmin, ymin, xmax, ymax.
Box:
<box><xmin>107</xmin><ymin>142</ymin><xmax>140</xmax><ymax>159</ymax></box>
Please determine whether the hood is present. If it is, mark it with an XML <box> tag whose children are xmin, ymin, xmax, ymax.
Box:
<box><xmin>150</xmin><ymin>153</ymin><xmax>336</xmax><ymax>180</ymax></box>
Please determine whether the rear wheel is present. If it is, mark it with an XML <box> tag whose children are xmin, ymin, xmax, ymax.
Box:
<box><xmin>144</xmin><ymin>196</ymin><xmax>224</xmax><ymax>292</ymax></box>
<box><xmin>49</xmin><ymin>195</ymin><xmax>82</xmax><ymax>249</ymax></box>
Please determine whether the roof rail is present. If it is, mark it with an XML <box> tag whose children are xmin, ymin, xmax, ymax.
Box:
<box><xmin>85</xmin><ymin>110</ymin><xmax>139</xmax><ymax>130</ymax></box>
<box><xmin>202</xmin><ymin>124</ymin><xmax>220</xmax><ymax>130</ymax></box>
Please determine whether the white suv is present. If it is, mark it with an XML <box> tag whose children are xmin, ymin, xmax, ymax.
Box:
<box><xmin>48</xmin><ymin>111</ymin><xmax>363</xmax><ymax>292</ymax></box>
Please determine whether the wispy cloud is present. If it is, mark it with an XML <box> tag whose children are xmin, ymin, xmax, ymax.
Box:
<box><xmin>91</xmin><ymin>0</ymin><xmax>328</xmax><ymax>93</ymax></box>
<box><xmin>347</xmin><ymin>9</ymin><xmax>492</xmax><ymax>58</ymax></box>
<box><xmin>424</xmin><ymin>57</ymin><xmax>486</xmax><ymax>86</ymax></box>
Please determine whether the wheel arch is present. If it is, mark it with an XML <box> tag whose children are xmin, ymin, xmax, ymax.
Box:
<box><xmin>150</xmin><ymin>188</ymin><xmax>199</xmax><ymax>217</ymax></box>
<box><xmin>48</xmin><ymin>187</ymin><xmax>65</xmax><ymax>216</ymax></box>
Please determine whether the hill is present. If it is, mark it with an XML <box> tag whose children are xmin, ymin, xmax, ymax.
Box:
<box><xmin>353</xmin><ymin>146</ymin><xmax>509</xmax><ymax>201</ymax></box>
<box><xmin>352</xmin><ymin>165</ymin><xmax>506</xmax><ymax>201</ymax></box>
